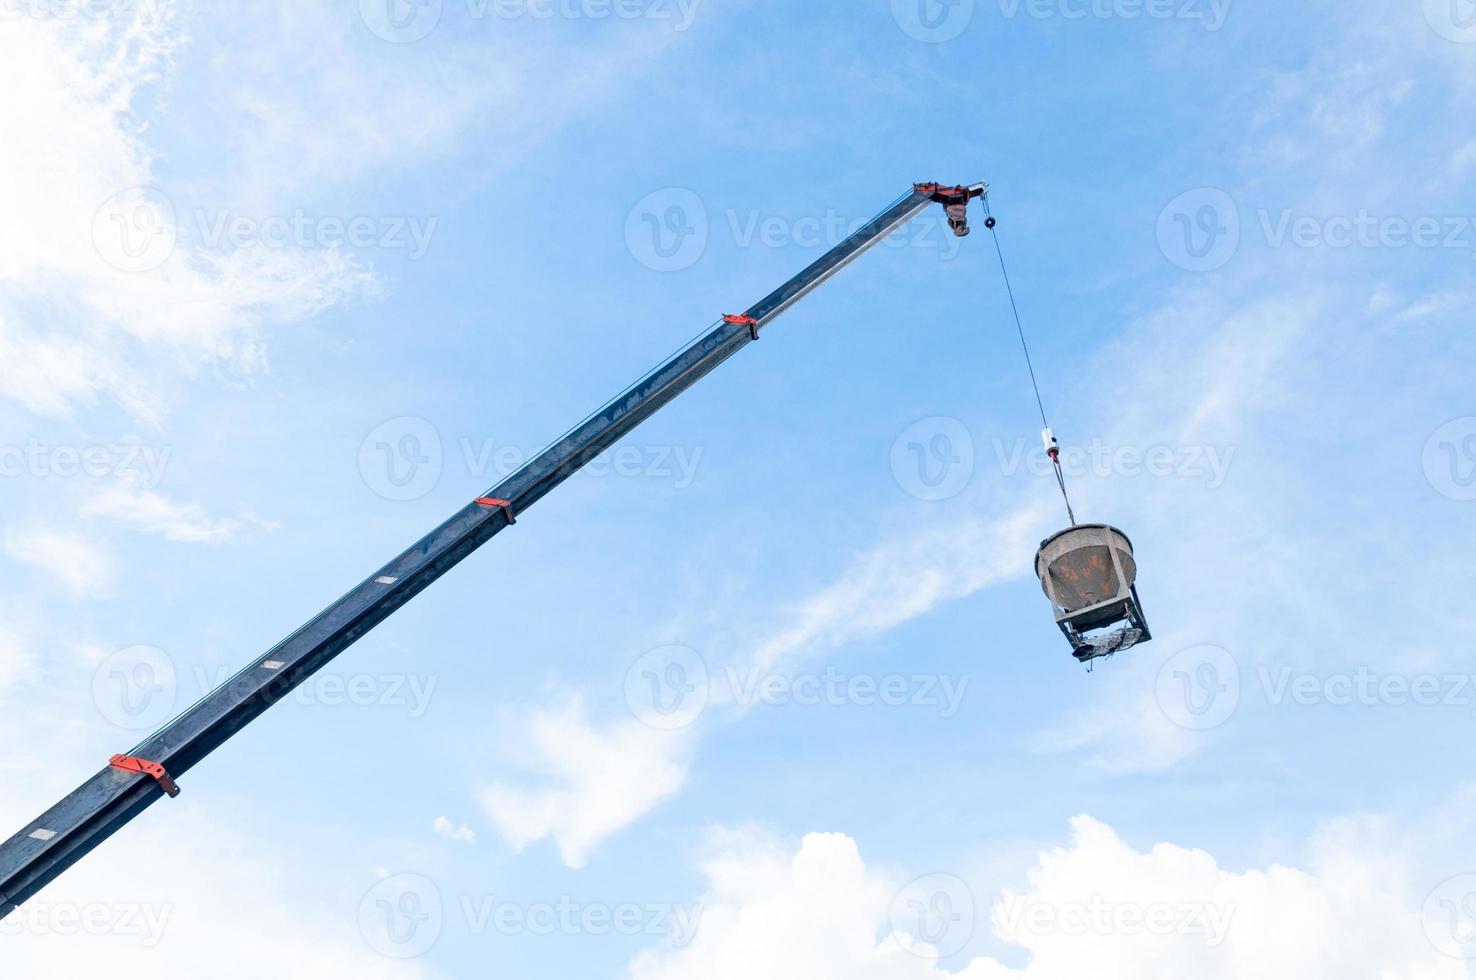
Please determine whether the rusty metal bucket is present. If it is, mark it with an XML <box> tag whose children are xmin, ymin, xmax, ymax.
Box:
<box><xmin>1035</xmin><ymin>524</ymin><xmax>1151</xmax><ymax>662</ymax></box>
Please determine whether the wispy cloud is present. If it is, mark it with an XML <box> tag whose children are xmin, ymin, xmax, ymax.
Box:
<box><xmin>79</xmin><ymin>484</ymin><xmax>277</xmax><ymax>544</ymax></box>
<box><xmin>3</xmin><ymin>527</ymin><xmax>115</xmax><ymax>598</ymax></box>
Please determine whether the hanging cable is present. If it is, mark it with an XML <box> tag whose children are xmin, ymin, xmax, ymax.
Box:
<box><xmin>981</xmin><ymin>197</ymin><xmax>1077</xmax><ymax>527</ymax></box>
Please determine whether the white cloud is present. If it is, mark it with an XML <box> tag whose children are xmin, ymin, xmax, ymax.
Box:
<box><xmin>0</xmin><ymin>625</ymin><xmax>34</xmax><ymax>694</ymax></box>
<box><xmin>79</xmin><ymin>484</ymin><xmax>277</xmax><ymax>544</ymax></box>
<box><xmin>0</xmin><ymin>6</ymin><xmax>377</xmax><ymax>422</ymax></box>
<box><xmin>0</xmin><ymin>1</ymin><xmax>702</xmax><ymax>424</ymax></box>
<box><xmin>3</xmin><ymin>527</ymin><xmax>115</xmax><ymax>597</ymax></box>
<box><xmin>479</xmin><ymin>696</ymin><xmax>693</xmax><ymax>869</ymax></box>
<box><xmin>745</xmin><ymin>502</ymin><xmax>1049</xmax><ymax>675</ymax></box>
<box><xmin>432</xmin><ymin>816</ymin><xmax>477</xmax><ymax>845</ymax></box>
<box><xmin>479</xmin><ymin>501</ymin><xmax>1045</xmax><ymax>867</ymax></box>
<box><xmin>0</xmin><ymin>802</ymin><xmax>438</xmax><ymax>980</ymax></box>
<box><xmin>628</xmin><ymin>818</ymin><xmax>1463</xmax><ymax>980</ymax></box>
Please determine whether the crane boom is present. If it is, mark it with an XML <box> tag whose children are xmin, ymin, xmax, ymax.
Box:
<box><xmin>0</xmin><ymin>181</ymin><xmax>986</xmax><ymax>919</ymax></box>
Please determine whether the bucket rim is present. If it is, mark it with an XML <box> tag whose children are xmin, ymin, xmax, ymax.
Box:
<box><xmin>1035</xmin><ymin>523</ymin><xmax>1136</xmax><ymax>569</ymax></box>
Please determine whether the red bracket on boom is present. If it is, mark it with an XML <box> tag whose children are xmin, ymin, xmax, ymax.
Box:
<box><xmin>723</xmin><ymin>314</ymin><xmax>760</xmax><ymax>340</ymax></box>
<box><xmin>109</xmin><ymin>754</ymin><xmax>180</xmax><ymax>799</ymax></box>
<box><xmin>475</xmin><ymin>497</ymin><xmax>517</xmax><ymax>525</ymax></box>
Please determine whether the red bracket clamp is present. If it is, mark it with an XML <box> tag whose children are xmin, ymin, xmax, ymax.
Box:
<box><xmin>109</xmin><ymin>754</ymin><xmax>181</xmax><ymax>798</ymax></box>
<box><xmin>475</xmin><ymin>497</ymin><xmax>517</xmax><ymax>525</ymax></box>
<box><xmin>724</xmin><ymin>314</ymin><xmax>760</xmax><ymax>340</ymax></box>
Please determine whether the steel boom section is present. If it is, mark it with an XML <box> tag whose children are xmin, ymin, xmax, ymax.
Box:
<box><xmin>0</xmin><ymin>184</ymin><xmax>973</xmax><ymax>918</ymax></box>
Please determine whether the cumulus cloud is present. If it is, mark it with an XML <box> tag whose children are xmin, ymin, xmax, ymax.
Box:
<box><xmin>432</xmin><ymin>816</ymin><xmax>477</xmax><ymax>845</ymax></box>
<box><xmin>479</xmin><ymin>696</ymin><xmax>693</xmax><ymax>869</ymax></box>
<box><xmin>627</xmin><ymin>818</ymin><xmax>1462</xmax><ymax>980</ymax></box>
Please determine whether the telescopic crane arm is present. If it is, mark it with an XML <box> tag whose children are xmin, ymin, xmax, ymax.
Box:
<box><xmin>0</xmin><ymin>181</ymin><xmax>987</xmax><ymax>919</ymax></box>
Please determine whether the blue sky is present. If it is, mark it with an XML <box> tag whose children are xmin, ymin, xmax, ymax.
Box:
<box><xmin>2</xmin><ymin>1</ymin><xmax>1475</xmax><ymax>977</ymax></box>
